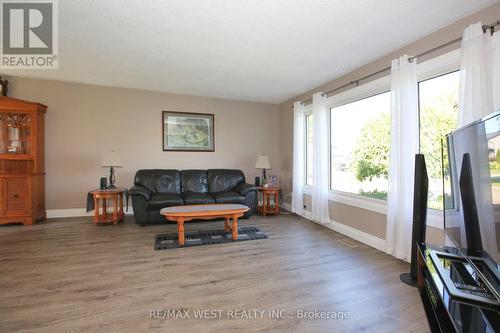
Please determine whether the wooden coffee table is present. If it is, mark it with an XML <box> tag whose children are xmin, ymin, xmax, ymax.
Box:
<box><xmin>160</xmin><ymin>204</ymin><xmax>249</xmax><ymax>247</ymax></box>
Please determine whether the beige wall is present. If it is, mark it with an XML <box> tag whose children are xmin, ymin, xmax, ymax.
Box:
<box><xmin>303</xmin><ymin>193</ymin><xmax>444</xmax><ymax>242</ymax></box>
<box><xmin>304</xmin><ymin>194</ymin><xmax>386</xmax><ymax>238</ymax></box>
<box><xmin>6</xmin><ymin>77</ymin><xmax>279</xmax><ymax>209</ymax></box>
<box><xmin>279</xmin><ymin>3</ymin><xmax>500</xmax><ymax>241</ymax></box>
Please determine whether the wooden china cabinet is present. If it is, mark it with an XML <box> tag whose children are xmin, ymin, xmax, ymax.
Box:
<box><xmin>0</xmin><ymin>96</ymin><xmax>46</xmax><ymax>225</ymax></box>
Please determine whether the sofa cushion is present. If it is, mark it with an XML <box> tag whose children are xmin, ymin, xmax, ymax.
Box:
<box><xmin>207</xmin><ymin>169</ymin><xmax>245</xmax><ymax>193</ymax></box>
<box><xmin>148</xmin><ymin>193</ymin><xmax>183</xmax><ymax>210</ymax></box>
<box><xmin>182</xmin><ymin>192</ymin><xmax>215</xmax><ymax>205</ymax></box>
<box><xmin>135</xmin><ymin>169</ymin><xmax>180</xmax><ymax>194</ymax></box>
<box><xmin>211</xmin><ymin>191</ymin><xmax>246</xmax><ymax>204</ymax></box>
<box><xmin>181</xmin><ymin>170</ymin><xmax>208</xmax><ymax>193</ymax></box>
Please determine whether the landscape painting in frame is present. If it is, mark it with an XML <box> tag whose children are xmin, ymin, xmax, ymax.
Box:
<box><xmin>162</xmin><ymin>111</ymin><xmax>215</xmax><ymax>151</ymax></box>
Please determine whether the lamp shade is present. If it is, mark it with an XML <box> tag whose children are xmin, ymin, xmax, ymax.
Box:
<box><xmin>101</xmin><ymin>151</ymin><xmax>122</xmax><ymax>167</ymax></box>
<box><xmin>255</xmin><ymin>155</ymin><xmax>271</xmax><ymax>170</ymax></box>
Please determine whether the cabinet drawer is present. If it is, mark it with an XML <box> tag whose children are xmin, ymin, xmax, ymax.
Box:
<box><xmin>6</xmin><ymin>197</ymin><xmax>28</xmax><ymax>213</ymax></box>
<box><xmin>2</xmin><ymin>179</ymin><xmax>29</xmax><ymax>214</ymax></box>
<box><xmin>6</xmin><ymin>179</ymin><xmax>27</xmax><ymax>198</ymax></box>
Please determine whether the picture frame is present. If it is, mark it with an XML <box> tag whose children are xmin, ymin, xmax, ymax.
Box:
<box><xmin>162</xmin><ymin>111</ymin><xmax>215</xmax><ymax>152</ymax></box>
<box><xmin>268</xmin><ymin>175</ymin><xmax>279</xmax><ymax>187</ymax></box>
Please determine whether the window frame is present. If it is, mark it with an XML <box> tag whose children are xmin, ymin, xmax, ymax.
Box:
<box><xmin>329</xmin><ymin>89</ymin><xmax>391</xmax><ymax>203</ymax></box>
<box><xmin>303</xmin><ymin>48</ymin><xmax>460</xmax><ymax>229</ymax></box>
<box><xmin>325</xmin><ymin>75</ymin><xmax>391</xmax><ymax>213</ymax></box>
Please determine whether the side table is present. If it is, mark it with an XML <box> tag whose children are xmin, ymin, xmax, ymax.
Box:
<box><xmin>257</xmin><ymin>186</ymin><xmax>280</xmax><ymax>216</ymax></box>
<box><xmin>89</xmin><ymin>188</ymin><xmax>126</xmax><ymax>224</ymax></box>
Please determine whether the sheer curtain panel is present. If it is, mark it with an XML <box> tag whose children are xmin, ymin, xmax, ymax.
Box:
<box><xmin>311</xmin><ymin>93</ymin><xmax>330</xmax><ymax>224</ymax></box>
<box><xmin>386</xmin><ymin>55</ymin><xmax>419</xmax><ymax>262</ymax></box>
<box><xmin>292</xmin><ymin>101</ymin><xmax>305</xmax><ymax>215</ymax></box>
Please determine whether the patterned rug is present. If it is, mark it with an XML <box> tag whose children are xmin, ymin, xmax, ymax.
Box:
<box><xmin>154</xmin><ymin>227</ymin><xmax>268</xmax><ymax>250</ymax></box>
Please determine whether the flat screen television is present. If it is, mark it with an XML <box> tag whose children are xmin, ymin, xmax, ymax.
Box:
<box><xmin>442</xmin><ymin>111</ymin><xmax>500</xmax><ymax>306</ymax></box>
<box><xmin>444</xmin><ymin>111</ymin><xmax>500</xmax><ymax>265</ymax></box>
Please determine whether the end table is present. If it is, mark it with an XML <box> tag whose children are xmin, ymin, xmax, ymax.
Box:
<box><xmin>89</xmin><ymin>188</ymin><xmax>126</xmax><ymax>224</ymax></box>
<box><xmin>257</xmin><ymin>186</ymin><xmax>280</xmax><ymax>216</ymax></box>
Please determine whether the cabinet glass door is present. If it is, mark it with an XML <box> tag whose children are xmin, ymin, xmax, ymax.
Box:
<box><xmin>0</xmin><ymin>112</ymin><xmax>32</xmax><ymax>155</ymax></box>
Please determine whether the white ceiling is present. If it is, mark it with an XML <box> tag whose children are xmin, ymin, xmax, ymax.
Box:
<box><xmin>2</xmin><ymin>0</ymin><xmax>497</xmax><ymax>104</ymax></box>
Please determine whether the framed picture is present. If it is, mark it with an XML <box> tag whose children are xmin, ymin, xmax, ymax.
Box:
<box><xmin>269</xmin><ymin>175</ymin><xmax>279</xmax><ymax>187</ymax></box>
<box><xmin>162</xmin><ymin>111</ymin><xmax>215</xmax><ymax>151</ymax></box>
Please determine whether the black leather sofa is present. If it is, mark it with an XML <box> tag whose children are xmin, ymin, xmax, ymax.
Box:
<box><xmin>129</xmin><ymin>169</ymin><xmax>257</xmax><ymax>224</ymax></box>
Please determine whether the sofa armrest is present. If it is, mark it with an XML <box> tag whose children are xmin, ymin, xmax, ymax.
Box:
<box><xmin>129</xmin><ymin>185</ymin><xmax>152</xmax><ymax>200</ymax></box>
<box><xmin>234</xmin><ymin>183</ymin><xmax>256</xmax><ymax>196</ymax></box>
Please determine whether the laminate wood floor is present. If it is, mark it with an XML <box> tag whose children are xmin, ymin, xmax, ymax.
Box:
<box><xmin>0</xmin><ymin>214</ymin><xmax>429</xmax><ymax>333</ymax></box>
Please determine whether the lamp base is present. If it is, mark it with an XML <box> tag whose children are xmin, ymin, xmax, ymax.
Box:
<box><xmin>108</xmin><ymin>166</ymin><xmax>116</xmax><ymax>189</ymax></box>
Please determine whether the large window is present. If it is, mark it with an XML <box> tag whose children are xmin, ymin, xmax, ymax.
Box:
<box><xmin>418</xmin><ymin>71</ymin><xmax>459</xmax><ymax>210</ymax></box>
<box><xmin>330</xmin><ymin>92</ymin><xmax>391</xmax><ymax>199</ymax></box>
<box><xmin>304</xmin><ymin>56</ymin><xmax>460</xmax><ymax>212</ymax></box>
<box><xmin>305</xmin><ymin>114</ymin><xmax>313</xmax><ymax>185</ymax></box>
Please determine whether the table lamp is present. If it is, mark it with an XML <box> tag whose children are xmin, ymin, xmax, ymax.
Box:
<box><xmin>255</xmin><ymin>155</ymin><xmax>271</xmax><ymax>183</ymax></box>
<box><xmin>101</xmin><ymin>150</ymin><xmax>122</xmax><ymax>189</ymax></box>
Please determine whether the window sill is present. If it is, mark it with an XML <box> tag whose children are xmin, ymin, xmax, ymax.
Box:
<box><xmin>329</xmin><ymin>190</ymin><xmax>387</xmax><ymax>215</ymax></box>
<box><xmin>303</xmin><ymin>186</ymin><xmax>387</xmax><ymax>214</ymax></box>
<box><xmin>303</xmin><ymin>186</ymin><xmax>444</xmax><ymax>229</ymax></box>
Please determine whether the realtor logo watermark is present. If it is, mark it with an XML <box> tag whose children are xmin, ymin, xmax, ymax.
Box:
<box><xmin>1</xmin><ymin>0</ymin><xmax>58</xmax><ymax>69</ymax></box>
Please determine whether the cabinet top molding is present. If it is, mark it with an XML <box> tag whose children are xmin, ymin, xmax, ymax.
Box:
<box><xmin>0</xmin><ymin>96</ymin><xmax>47</xmax><ymax>111</ymax></box>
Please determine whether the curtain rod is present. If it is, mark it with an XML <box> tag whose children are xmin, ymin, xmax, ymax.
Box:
<box><xmin>296</xmin><ymin>19</ymin><xmax>500</xmax><ymax>107</ymax></box>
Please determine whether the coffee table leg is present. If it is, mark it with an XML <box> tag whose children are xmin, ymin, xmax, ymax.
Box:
<box><xmin>224</xmin><ymin>217</ymin><xmax>230</xmax><ymax>232</ymax></box>
<box><xmin>177</xmin><ymin>218</ymin><xmax>185</xmax><ymax>247</ymax></box>
<box><xmin>232</xmin><ymin>214</ymin><xmax>238</xmax><ymax>241</ymax></box>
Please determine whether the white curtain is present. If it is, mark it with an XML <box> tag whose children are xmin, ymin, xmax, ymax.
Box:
<box><xmin>311</xmin><ymin>92</ymin><xmax>330</xmax><ymax>224</ymax></box>
<box><xmin>292</xmin><ymin>101</ymin><xmax>305</xmax><ymax>215</ymax></box>
<box><xmin>458</xmin><ymin>22</ymin><xmax>500</xmax><ymax>127</ymax></box>
<box><xmin>386</xmin><ymin>55</ymin><xmax>419</xmax><ymax>262</ymax></box>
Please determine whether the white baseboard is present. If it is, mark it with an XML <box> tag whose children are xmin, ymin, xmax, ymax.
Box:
<box><xmin>324</xmin><ymin>219</ymin><xmax>386</xmax><ymax>252</ymax></box>
<box><xmin>302</xmin><ymin>210</ymin><xmax>313</xmax><ymax>220</ymax></box>
<box><xmin>46</xmin><ymin>208</ymin><xmax>134</xmax><ymax>219</ymax></box>
<box><xmin>296</xmin><ymin>210</ymin><xmax>386</xmax><ymax>252</ymax></box>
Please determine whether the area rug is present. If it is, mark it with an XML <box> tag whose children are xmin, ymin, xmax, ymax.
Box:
<box><xmin>154</xmin><ymin>227</ymin><xmax>268</xmax><ymax>250</ymax></box>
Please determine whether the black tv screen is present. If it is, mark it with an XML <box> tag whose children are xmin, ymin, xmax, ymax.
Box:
<box><xmin>444</xmin><ymin>111</ymin><xmax>500</xmax><ymax>264</ymax></box>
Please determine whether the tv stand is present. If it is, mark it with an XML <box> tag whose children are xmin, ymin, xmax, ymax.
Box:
<box><xmin>417</xmin><ymin>243</ymin><xmax>500</xmax><ymax>333</ymax></box>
